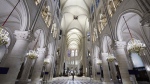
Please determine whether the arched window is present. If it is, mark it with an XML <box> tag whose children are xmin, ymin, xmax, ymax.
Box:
<box><xmin>71</xmin><ymin>50</ymin><xmax>74</xmax><ymax>57</ymax></box>
<box><xmin>75</xmin><ymin>50</ymin><xmax>78</xmax><ymax>56</ymax></box>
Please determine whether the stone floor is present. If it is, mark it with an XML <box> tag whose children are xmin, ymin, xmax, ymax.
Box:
<box><xmin>44</xmin><ymin>76</ymin><xmax>102</xmax><ymax>84</ymax></box>
<box><xmin>39</xmin><ymin>76</ymin><xmax>150</xmax><ymax>84</ymax></box>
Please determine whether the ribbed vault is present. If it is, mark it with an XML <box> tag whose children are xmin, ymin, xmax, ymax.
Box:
<box><xmin>61</xmin><ymin>0</ymin><xmax>92</xmax><ymax>63</ymax></box>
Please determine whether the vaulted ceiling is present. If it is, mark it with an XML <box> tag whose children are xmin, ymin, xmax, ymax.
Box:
<box><xmin>61</xmin><ymin>0</ymin><xmax>92</xmax><ymax>59</ymax></box>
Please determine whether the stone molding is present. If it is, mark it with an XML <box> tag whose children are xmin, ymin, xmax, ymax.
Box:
<box><xmin>114</xmin><ymin>41</ymin><xmax>126</xmax><ymax>49</ymax></box>
<box><xmin>37</xmin><ymin>48</ymin><xmax>46</xmax><ymax>54</ymax></box>
<box><xmin>14</xmin><ymin>30</ymin><xmax>31</xmax><ymax>40</ymax></box>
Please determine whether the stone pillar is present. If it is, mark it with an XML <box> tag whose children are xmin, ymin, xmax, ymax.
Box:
<box><xmin>92</xmin><ymin>58</ymin><xmax>96</xmax><ymax>79</ymax></box>
<box><xmin>59</xmin><ymin>35</ymin><xmax>65</xmax><ymax>76</ymax></box>
<box><xmin>43</xmin><ymin>63</ymin><xmax>50</xmax><ymax>82</ymax></box>
<box><xmin>114</xmin><ymin>41</ymin><xmax>132</xmax><ymax>84</ymax></box>
<box><xmin>55</xmin><ymin>56</ymin><xmax>60</xmax><ymax>77</ymax></box>
<box><xmin>19</xmin><ymin>57</ymin><xmax>35</xmax><ymax>84</ymax></box>
<box><xmin>82</xmin><ymin>37</ymin><xmax>87</xmax><ymax>76</ymax></box>
<box><xmin>43</xmin><ymin>55</ymin><xmax>51</xmax><ymax>82</ymax></box>
<box><xmin>109</xmin><ymin>61</ymin><xmax>118</xmax><ymax>83</ymax></box>
<box><xmin>30</xmin><ymin>48</ymin><xmax>46</xmax><ymax>84</ymax></box>
<box><xmin>49</xmin><ymin>56</ymin><xmax>54</xmax><ymax>80</ymax></box>
<box><xmin>101</xmin><ymin>53</ymin><xmax>113</xmax><ymax>84</ymax></box>
<box><xmin>95</xmin><ymin>60</ymin><xmax>101</xmax><ymax>81</ymax></box>
<box><xmin>91</xmin><ymin>45</ymin><xmax>96</xmax><ymax>79</ymax></box>
<box><xmin>0</xmin><ymin>31</ymin><xmax>30</xmax><ymax>84</ymax></box>
<box><xmin>0</xmin><ymin>45</ymin><xmax>6</xmax><ymax>62</ymax></box>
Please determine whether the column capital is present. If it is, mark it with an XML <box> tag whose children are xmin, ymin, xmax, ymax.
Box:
<box><xmin>14</xmin><ymin>30</ymin><xmax>31</xmax><ymax>40</ymax></box>
<box><xmin>101</xmin><ymin>53</ymin><xmax>108</xmax><ymax>56</ymax></box>
<box><xmin>114</xmin><ymin>41</ymin><xmax>126</xmax><ymax>49</ymax></box>
<box><xmin>37</xmin><ymin>48</ymin><xmax>46</xmax><ymax>54</ymax></box>
<box><xmin>101</xmin><ymin>53</ymin><xmax>108</xmax><ymax>60</ymax></box>
<box><xmin>46</xmin><ymin>55</ymin><xmax>53</xmax><ymax>59</ymax></box>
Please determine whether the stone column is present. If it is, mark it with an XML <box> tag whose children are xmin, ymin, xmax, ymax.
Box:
<box><xmin>19</xmin><ymin>57</ymin><xmax>35</xmax><ymax>84</ymax></box>
<box><xmin>95</xmin><ymin>60</ymin><xmax>101</xmax><ymax>81</ymax></box>
<box><xmin>59</xmin><ymin>35</ymin><xmax>65</xmax><ymax>76</ymax></box>
<box><xmin>101</xmin><ymin>53</ymin><xmax>113</xmax><ymax>84</ymax></box>
<box><xmin>83</xmin><ymin>37</ymin><xmax>87</xmax><ymax>76</ymax></box>
<box><xmin>55</xmin><ymin>56</ymin><xmax>60</xmax><ymax>77</ymax></box>
<box><xmin>114</xmin><ymin>41</ymin><xmax>132</xmax><ymax>84</ymax></box>
<box><xmin>0</xmin><ymin>30</ymin><xmax>30</xmax><ymax>84</ymax></box>
<box><xmin>0</xmin><ymin>45</ymin><xmax>6</xmax><ymax>62</ymax></box>
<box><xmin>43</xmin><ymin>55</ymin><xmax>51</xmax><ymax>82</ymax></box>
<box><xmin>30</xmin><ymin>48</ymin><xmax>46</xmax><ymax>84</ymax></box>
<box><xmin>91</xmin><ymin>45</ymin><xmax>96</xmax><ymax>79</ymax></box>
<box><xmin>43</xmin><ymin>63</ymin><xmax>50</xmax><ymax>82</ymax></box>
<box><xmin>49</xmin><ymin>56</ymin><xmax>54</xmax><ymax>80</ymax></box>
<box><xmin>108</xmin><ymin>61</ymin><xmax>118</xmax><ymax>83</ymax></box>
<box><xmin>92</xmin><ymin>58</ymin><xmax>96</xmax><ymax>79</ymax></box>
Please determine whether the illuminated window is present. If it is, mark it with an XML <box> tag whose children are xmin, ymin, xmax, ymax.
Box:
<box><xmin>75</xmin><ymin>50</ymin><xmax>78</xmax><ymax>56</ymax></box>
<box><xmin>71</xmin><ymin>50</ymin><xmax>74</xmax><ymax>57</ymax></box>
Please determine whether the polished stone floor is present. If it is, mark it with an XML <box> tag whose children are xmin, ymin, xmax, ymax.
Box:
<box><xmin>47</xmin><ymin>76</ymin><xmax>102</xmax><ymax>84</ymax></box>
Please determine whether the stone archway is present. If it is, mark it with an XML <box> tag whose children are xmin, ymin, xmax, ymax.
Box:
<box><xmin>116</xmin><ymin>11</ymin><xmax>150</xmax><ymax>82</ymax></box>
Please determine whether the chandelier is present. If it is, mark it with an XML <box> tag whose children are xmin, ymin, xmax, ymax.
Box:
<box><xmin>128</xmin><ymin>38</ymin><xmax>146</xmax><ymax>53</ymax></box>
<box><xmin>123</xmin><ymin>16</ymin><xmax>146</xmax><ymax>53</ymax></box>
<box><xmin>106</xmin><ymin>36</ymin><xmax>116</xmax><ymax>62</ymax></box>
<box><xmin>44</xmin><ymin>58</ymin><xmax>50</xmax><ymax>65</ymax></box>
<box><xmin>27</xmin><ymin>50</ymin><xmax>39</xmax><ymax>59</ymax></box>
<box><xmin>0</xmin><ymin>27</ymin><xmax>9</xmax><ymax>46</ymax></box>
<box><xmin>96</xmin><ymin>59</ymin><xmax>102</xmax><ymax>65</ymax></box>
<box><xmin>107</xmin><ymin>54</ymin><xmax>116</xmax><ymax>62</ymax></box>
<box><xmin>0</xmin><ymin>0</ymin><xmax>21</xmax><ymax>46</ymax></box>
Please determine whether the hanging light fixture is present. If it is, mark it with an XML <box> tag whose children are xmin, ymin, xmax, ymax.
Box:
<box><xmin>106</xmin><ymin>37</ymin><xmax>116</xmax><ymax>62</ymax></box>
<box><xmin>0</xmin><ymin>0</ymin><xmax>21</xmax><ymax>46</ymax></box>
<box><xmin>123</xmin><ymin>16</ymin><xmax>146</xmax><ymax>53</ymax></box>
<box><xmin>96</xmin><ymin>59</ymin><xmax>102</xmax><ymax>65</ymax></box>
<box><xmin>27</xmin><ymin>30</ymin><xmax>41</xmax><ymax>59</ymax></box>
<box><xmin>0</xmin><ymin>28</ymin><xmax>9</xmax><ymax>46</ymax></box>
<box><xmin>26</xmin><ymin>50</ymin><xmax>39</xmax><ymax>59</ymax></box>
<box><xmin>44</xmin><ymin>58</ymin><xmax>50</xmax><ymax>65</ymax></box>
<box><xmin>107</xmin><ymin>54</ymin><xmax>116</xmax><ymax>62</ymax></box>
<box><xmin>127</xmin><ymin>38</ymin><xmax>146</xmax><ymax>53</ymax></box>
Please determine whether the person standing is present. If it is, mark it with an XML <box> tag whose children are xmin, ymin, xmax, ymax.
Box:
<box><xmin>72</xmin><ymin>71</ymin><xmax>74</xmax><ymax>81</ymax></box>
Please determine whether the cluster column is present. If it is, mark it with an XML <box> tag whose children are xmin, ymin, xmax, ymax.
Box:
<box><xmin>49</xmin><ymin>56</ymin><xmax>55</xmax><ymax>80</ymax></box>
<box><xmin>59</xmin><ymin>35</ymin><xmax>65</xmax><ymax>75</ymax></box>
<box><xmin>114</xmin><ymin>41</ymin><xmax>132</xmax><ymax>84</ymax></box>
<box><xmin>19</xmin><ymin>57</ymin><xmax>36</xmax><ymax>84</ymax></box>
<box><xmin>43</xmin><ymin>55</ymin><xmax>52</xmax><ymax>82</ymax></box>
<box><xmin>83</xmin><ymin>37</ymin><xmax>87</xmax><ymax>76</ymax></box>
<box><xmin>30</xmin><ymin>48</ymin><xmax>46</xmax><ymax>84</ymax></box>
<box><xmin>101</xmin><ymin>53</ymin><xmax>113</xmax><ymax>84</ymax></box>
<box><xmin>108</xmin><ymin>61</ymin><xmax>118</xmax><ymax>83</ymax></box>
<box><xmin>0</xmin><ymin>30</ymin><xmax>31</xmax><ymax>84</ymax></box>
